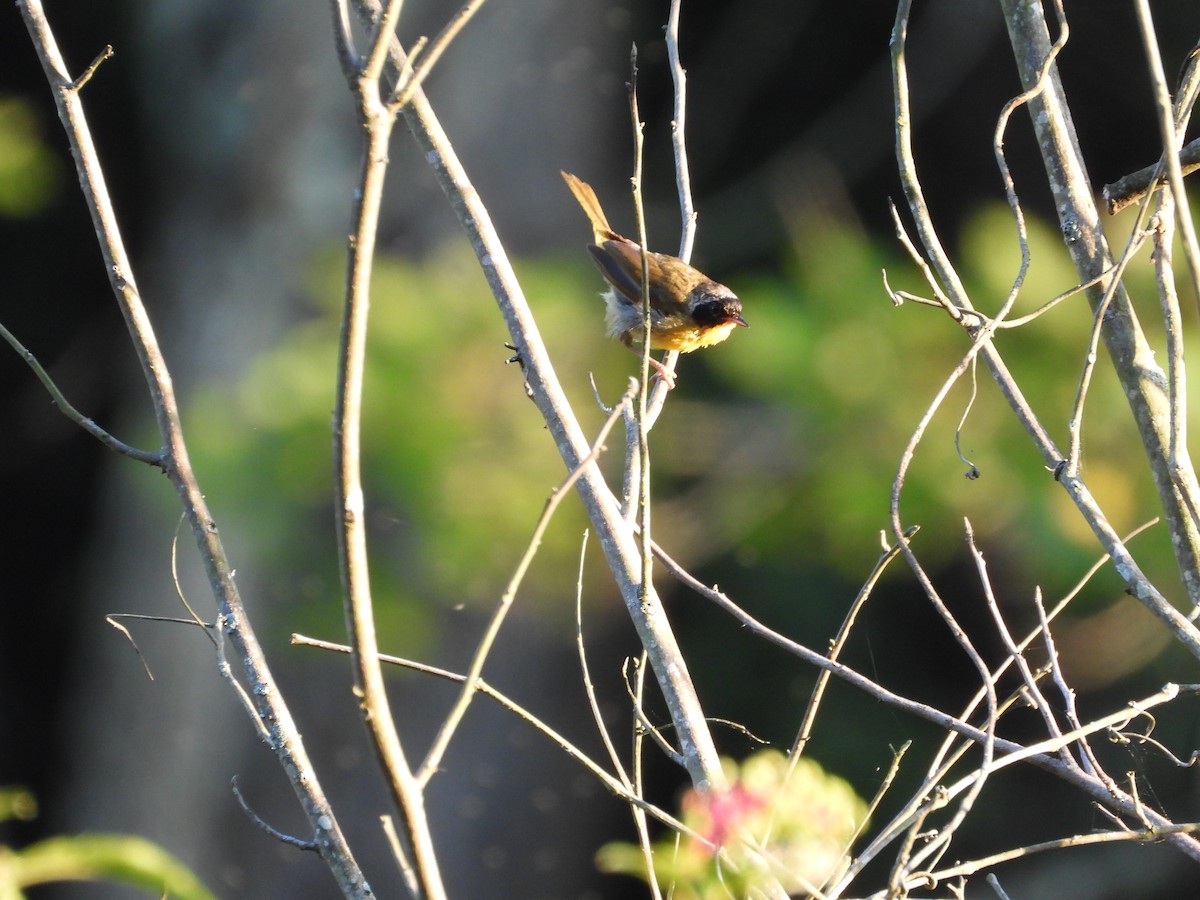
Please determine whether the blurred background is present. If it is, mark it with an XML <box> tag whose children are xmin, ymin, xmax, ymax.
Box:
<box><xmin>4</xmin><ymin>0</ymin><xmax>1200</xmax><ymax>897</ymax></box>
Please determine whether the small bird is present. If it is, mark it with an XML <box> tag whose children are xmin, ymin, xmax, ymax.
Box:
<box><xmin>562</xmin><ymin>171</ymin><xmax>747</xmax><ymax>386</ymax></box>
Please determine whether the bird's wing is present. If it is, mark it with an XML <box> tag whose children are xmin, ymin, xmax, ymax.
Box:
<box><xmin>586</xmin><ymin>240</ymin><xmax>645</xmax><ymax>305</ymax></box>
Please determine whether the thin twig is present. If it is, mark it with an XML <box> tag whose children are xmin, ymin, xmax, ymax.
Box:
<box><xmin>1152</xmin><ymin>202</ymin><xmax>1190</xmax><ymax>472</ymax></box>
<box><xmin>342</xmin><ymin>605</ymin><xmax>768</xmax><ymax>900</ymax></box>
<box><xmin>1110</xmin><ymin>718</ymin><xmax>1200</xmax><ymax>769</ymax></box>
<box><xmin>885</xmin><ymin>201</ymin><xmax>958</xmax><ymax>316</ymax></box>
<box><xmin>789</xmin><ymin>526</ymin><xmax>917</xmax><ymax>759</ymax></box>
<box><xmin>1135</xmin><ymin>4</ymin><xmax>1200</xmax><ymax>597</ymax></box>
<box><xmin>389</xmin><ymin>0</ymin><xmax>490</xmax><ymax>112</ymax></box>
<box><xmin>291</xmin><ymin>633</ymin><xmax>714</xmax><ymax>848</ymax></box>
<box><xmin>953</xmin><ymin>357</ymin><xmax>980</xmax><ymax>479</ymax></box>
<box><xmin>856</xmin><ymin>684</ymin><xmax>1198</xmax><ymax>897</ymax></box>
<box><xmin>890</xmin><ymin>1</ymin><xmax>971</xmax><ymax>309</ymax></box>
<box><xmin>986</xmin><ymin>873</ymin><xmax>1013</xmax><ymax>900</ymax></box>
<box><xmin>892</xmin><ymin>522</ymin><xmax>1000</xmax><ymax>880</ymax></box>
<box><xmin>622</xmin><ymin>658</ymin><xmax>683</xmax><ymax>766</ymax></box>
<box><xmin>1102</xmin><ymin>137</ymin><xmax>1200</xmax><ymax>214</ymax></box>
<box><xmin>830</xmin><ymin>520</ymin><xmax>1165</xmax><ymax>895</ymax></box>
<box><xmin>1034</xmin><ymin>591</ymin><xmax>1102</xmax><ymax>778</ymax></box>
<box><xmin>821</xmin><ymin>741</ymin><xmax>912</xmax><ymax>900</ymax></box>
<box><xmin>104</xmin><ymin>616</ymin><xmax>156</xmax><ymax>681</ymax></box>
<box><xmin>887</xmin><ymin>258</ymin><xmax>1127</xmax><ymax>334</ymax></box>
<box><xmin>627</xmin><ymin>52</ymin><xmax>661</xmax><ymax>739</ymax></box>
<box><xmin>380</xmin><ymin>816</ymin><xmax>420</xmax><ymax>898</ymax></box>
<box><xmin>628</xmin><ymin>651</ymin><xmax>664</xmax><ymax>900</ymax></box>
<box><xmin>890</xmin><ymin>8</ymin><xmax>1044</xmax><ymax>760</ymax></box>
<box><xmin>900</xmin><ymin>820</ymin><xmax>1200</xmax><ymax>892</ymax></box>
<box><xmin>1147</xmin><ymin>206</ymin><xmax>1194</xmax><ymax>535</ymax></box>
<box><xmin>992</xmin><ymin>263</ymin><xmax>1126</xmax><ymax>329</ymax></box>
<box><xmin>231</xmin><ymin>777</ymin><xmax>319</xmax><ymax>853</ymax></box>
<box><xmin>637</xmin><ymin>0</ymin><xmax>694</xmax><ymax>410</ymax></box>
<box><xmin>945</xmin><ymin>684</ymin><xmax>1187</xmax><ymax>802</ymax></box>
<box><xmin>71</xmin><ymin>43</ymin><xmax>112</xmax><ymax>91</ymax></box>
<box><xmin>573</xmin><ymin>532</ymin><xmax>658</xmax><ymax>891</ymax></box>
<box><xmin>928</xmin><ymin>520</ymin><xmax>1161</xmax><ymax>794</ymax></box>
<box><xmin>970</xmin><ymin>523</ymin><xmax>1059</xmax><ymax>740</ymax></box>
<box><xmin>666</xmin><ymin>0</ymin><xmax>694</xmax><ymax>263</ymax></box>
<box><xmin>417</xmin><ymin>385</ymin><xmax>636</xmax><ymax>785</ymax></box>
<box><xmin>1063</xmin><ymin>212</ymin><xmax>1154</xmax><ymax>480</ymax></box>
<box><xmin>575</xmin><ymin>531</ymin><xmax>625</xmax><ymax>774</ymax></box>
<box><xmin>0</xmin><ymin>319</ymin><xmax>164</xmax><ymax>468</ymax></box>
<box><xmin>363</xmin><ymin>0</ymin><xmax>406</xmax><ymax>84</ymax></box>
<box><xmin>335</xmin><ymin>0</ymin><xmax>499</xmax><ymax>891</ymax></box>
<box><xmin>652</xmin><ymin>535</ymin><xmax>996</xmax><ymax>746</ymax></box>
<box><xmin>1103</xmin><ymin>34</ymin><xmax>1200</xmax><ymax>217</ymax></box>
<box><xmin>329</xmin><ymin>0</ymin><xmax>359</xmax><ymax>77</ymax></box>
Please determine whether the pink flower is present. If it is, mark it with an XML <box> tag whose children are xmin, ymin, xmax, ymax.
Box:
<box><xmin>684</xmin><ymin>782</ymin><xmax>768</xmax><ymax>851</ymax></box>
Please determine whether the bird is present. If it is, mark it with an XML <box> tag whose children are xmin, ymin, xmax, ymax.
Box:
<box><xmin>561</xmin><ymin>171</ymin><xmax>747</xmax><ymax>386</ymax></box>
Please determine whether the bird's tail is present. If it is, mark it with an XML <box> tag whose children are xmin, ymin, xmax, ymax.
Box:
<box><xmin>561</xmin><ymin>171</ymin><xmax>616</xmax><ymax>244</ymax></box>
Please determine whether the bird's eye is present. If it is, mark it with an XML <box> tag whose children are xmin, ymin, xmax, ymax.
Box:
<box><xmin>692</xmin><ymin>299</ymin><xmax>730</xmax><ymax>326</ymax></box>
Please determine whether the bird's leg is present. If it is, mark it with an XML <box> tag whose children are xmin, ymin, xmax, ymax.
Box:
<box><xmin>646</xmin><ymin>354</ymin><xmax>676</xmax><ymax>390</ymax></box>
<box><xmin>621</xmin><ymin>334</ymin><xmax>675</xmax><ymax>390</ymax></box>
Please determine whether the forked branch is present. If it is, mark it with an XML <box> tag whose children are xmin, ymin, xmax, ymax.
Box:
<box><xmin>345</xmin><ymin>0</ymin><xmax>726</xmax><ymax>792</ymax></box>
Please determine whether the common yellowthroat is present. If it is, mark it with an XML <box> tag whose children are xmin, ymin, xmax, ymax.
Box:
<box><xmin>562</xmin><ymin>171</ymin><xmax>747</xmax><ymax>384</ymax></box>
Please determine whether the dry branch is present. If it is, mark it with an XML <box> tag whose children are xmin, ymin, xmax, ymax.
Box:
<box><xmin>345</xmin><ymin>0</ymin><xmax>727</xmax><ymax>792</ymax></box>
<box><xmin>17</xmin><ymin>2</ymin><xmax>371</xmax><ymax>895</ymax></box>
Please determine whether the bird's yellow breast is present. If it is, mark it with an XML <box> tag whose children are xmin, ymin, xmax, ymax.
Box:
<box><xmin>650</xmin><ymin>320</ymin><xmax>740</xmax><ymax>353</ymax></box>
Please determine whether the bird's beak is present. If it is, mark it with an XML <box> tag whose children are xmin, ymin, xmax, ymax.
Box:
<box><xmin>733</xmin><ymin>315</ymin><xmax>749</xmax><ymax>328</ymax></box>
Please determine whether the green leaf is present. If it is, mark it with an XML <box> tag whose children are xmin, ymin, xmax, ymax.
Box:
<box><xmin>2</xmin><ymin>833</ymin><xmax>214</xmax><ymax>899</ymax></box>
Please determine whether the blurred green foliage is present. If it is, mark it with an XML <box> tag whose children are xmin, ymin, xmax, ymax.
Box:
<box><xmin>0</xmin><ymin>96</ymin><xmax>59</xmax><ymax>218</ymax></box>
<box><xmin>0</xmin><ymin>787</ymin><xmax>214</xmax><ymax>899</ymax></box>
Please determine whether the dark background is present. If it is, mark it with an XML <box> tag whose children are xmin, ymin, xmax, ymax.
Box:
<box><xmin>4</xmin><ymin>1</ymin><xmax>1200</xmax><ymax>898</ymax></box>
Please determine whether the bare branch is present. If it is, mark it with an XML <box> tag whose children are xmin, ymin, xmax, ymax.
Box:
<box><xmin>626</xmin><ymin>652</ymin><xmax>665</xmax><ymax>900</ymax></box>
<box><xmin>890</xmin><ymin>0</ymin><xmax>1200</xmax><ymax>655</ymax></box>
<box><xmin>16</xmin><ymin>3</ymin><xmax>372</xmax><ymax>895</ymax></box>
<box><xmin>666</xmin><ymin>0</ymin><xmax>694</xmax><ymax>262</ymax></box>
<box><xmin>363</xmin><ymin>0</ymin><xmax>405</xmax><ymax>84</ymax></box>
<box><xmin>1134</xmin><ymin>0</ymin><xmax>1200</xmax><ymax>320</ymax></box>
<box><xmin>1149</xmin><ymin>206</ymin><xmax>1192</xmax><ymax>502</ymax></box>
<box><xmin>332</xmin><ymin>2</ymin><xmax>450</xmax><ymax>892</ymax></box>
<box><xmin>1102</xmin><ymin>136</ymin><xmax>1200</xmax><ymax>214</ymax></box>
<box><xmin>998</xmin><ymin>0</ymin><xmax>1200</xmax><ymax>610</ymax></box>
<box><xmin>574</xmin><ymin>534</ymin><xmax>637</xmax><ymax>785</ymax></box>
<box><xmin>626</xmin><ymin>52</ymin><xmax>662</xmax><ymax>730</ymax></box>
<box><xmin>348</xmin><ymin>0</ymin><xmax>727</xmax><ymax>792</ymax></box>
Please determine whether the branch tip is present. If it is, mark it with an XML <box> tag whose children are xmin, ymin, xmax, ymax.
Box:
<box><xmin>70</xmin><ymin>44</ymin><xmax>113</xmax><ymax>92</ymax></box>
